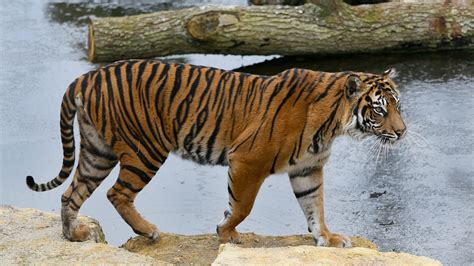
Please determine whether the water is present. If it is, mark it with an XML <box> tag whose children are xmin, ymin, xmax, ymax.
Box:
<box><xmin>1</xmin><ymin>1</ymin><xmax>473</xmax><ymax>265</ymax></box>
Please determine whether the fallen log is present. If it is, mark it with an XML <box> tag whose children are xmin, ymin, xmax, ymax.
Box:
<box><xmin>87</xmin><ymin>1</ymin><xmax>474</xmax><ymax>62</ymax></box>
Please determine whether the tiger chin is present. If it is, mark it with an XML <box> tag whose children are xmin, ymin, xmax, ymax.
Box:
<box><xmin>26</xmin><ymin>60</ymin><xmax>405</xmax><ymax>248</ymax></box>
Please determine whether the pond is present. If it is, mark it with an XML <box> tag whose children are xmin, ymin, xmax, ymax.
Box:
<box><xmin>0</xmin><ymin>1</ymin><xmax>473</xmax><ymax>265</ymax></box>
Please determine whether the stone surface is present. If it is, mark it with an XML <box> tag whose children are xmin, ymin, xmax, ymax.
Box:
<box><xmin>0</xmin><ymin>205</ymin><xmax>442</xmax><ymax>265</ymax></box>
<box><xmin>213</xmin><ymin>244</ymin><xmax>443</xmax><ymax>265</ymax></box>
<box><xmin>123</xmin><ymin>232</ymin><xmax>377</xmax><ymax>265</ymax></box>
<box><xmin>0</xmin><ymin>205</ymin><xmax>159</xmax><ymax>265</ymax></box>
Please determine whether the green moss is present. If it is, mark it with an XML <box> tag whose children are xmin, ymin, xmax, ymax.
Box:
<box><xmin>359</xmin><ymin>8</ymin><xmax>382</xmax><ymax>22</ymax></box>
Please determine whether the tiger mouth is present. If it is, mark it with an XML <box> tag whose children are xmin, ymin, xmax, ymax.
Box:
<box><xmin>378</xmin><ymin>135</ymin><xmax>399</xmax><ymax>145</ymax></box>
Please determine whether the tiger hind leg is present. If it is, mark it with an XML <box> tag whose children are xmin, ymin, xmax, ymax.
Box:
<box><xmin>106</xmin><ymin>153</ymin><xmax>167</xmax><ymax>241</ymax></box>
<box><xmin>61</xmin><ymin>96</ymin><xmax>118</xmax><ymax>241</ymax></box>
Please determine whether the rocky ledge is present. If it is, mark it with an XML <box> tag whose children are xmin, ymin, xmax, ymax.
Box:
<box><xmin>0</xmin><ymin>206</ymin><xmax>441</xmax><ymax>265</ymax></box>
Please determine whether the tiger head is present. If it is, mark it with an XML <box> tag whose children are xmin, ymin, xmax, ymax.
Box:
<box><xmin>344</xmin><ymin>69</ymin><xmax>406</xmax><ymax>144</ymax></box>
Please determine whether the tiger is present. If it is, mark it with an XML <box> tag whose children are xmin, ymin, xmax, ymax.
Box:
<box><xmin>26</xmin><ymin>59</ymin><xmax>406</xmax><ymax>248</ymax></box>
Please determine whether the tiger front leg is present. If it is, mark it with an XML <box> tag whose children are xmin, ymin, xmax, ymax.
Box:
<box><xmin>289</xmin><ymin>167</ymin><xmax>351</xmax><ymax>248</ymax></box>
<box><xmin>217</xmin><ymin>158</ymin><xmax>266</xmax><ymax>244</ymax></box>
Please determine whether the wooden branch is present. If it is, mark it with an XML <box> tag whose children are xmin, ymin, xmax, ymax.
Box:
<box><xmin>87</xmin><ymin>2</ymin><xmax>474</xmax><ymax>62</ymax></box>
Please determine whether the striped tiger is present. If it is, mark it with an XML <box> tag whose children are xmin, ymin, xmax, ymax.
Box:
<box><xmin>26</xmin><ymin>60</ymin><xmax>406</xmax><ymax>247</ymax></box>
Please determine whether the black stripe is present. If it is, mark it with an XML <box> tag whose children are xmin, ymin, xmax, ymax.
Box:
<box><xmin>270</xmin><ymin>149</ymin><xmax>280</xmax><ymax>174</ymax></box>
<box><xmin>249</xmin><ymin>126</ymin><xmax>263</xmax><ymax>151</ymax></box>
<box><xmin>261</xmin><ymin>76</ymin><xmax>286</xmax><ymax>118</ymax></box>
<box><xmin>61</xmin><ymin>134</ymin><xmax>74</xmax><ymax>142</ymax></box>
<box><xmin>154</xmin><ymin>63</ymin><xmax>170</xmax><ymax>111</ymax></box>
<box><xmin>211</xmin><ymin>71</ymin><xmax>228</xmax><ymax>110</ymax></box>
<box><xmin>86</xmin><ymin>142</ymin><xmax>117</xmax><ymax>161</ymax></box>
<box><xmin>62</xmin><ymin>158</ymin><xmax>75</xmax><ymax>168</ymax></box>
<box><xmin>228</xmin><ymin>184</ymin><xmax>239</xmax><ymax>202</ymax></box>
<box><xmin>296</xmin><ymin>119</ymin><xmax>306</xmax><ymax>158</ymax></box>
<box><xmin>68</xmin><ymin>79</ymin><xmax>77</xmax><ymax>99</ymax></box>
<box><xmin>77</xmin><ymin>164</ymin><xmax>107</xmax><ymax>181</ymax></box>
<box><xmin>114</xmin><ymin>64</ymin><xmax>140</xmax><ymax>135</ymax></box>
<box><xmin>69</xmin><ymin>198</ymin><xmax>80</xmax><ymax>211</ymax></box>
<box><xmin>289</xmin><ymin>166</ymin><xmax>318</xmax><ymax>178</ymax></box>
<box><xmin>60</xmin><ymin>120</ymin><xmax>70</xmax><ymax>131</ymax></box>
<box><xmin>122</xmin><ymin>165</ymin><xmax>152</xmax><ymax>184</ymax></box>
<box><xmin>168</xmin><ymin>64</ymin><xmax>184</xmax><ymax>112</ymax></box>
<box><xmin>144</xmin><ymin>63</ymin><xmax>160</xmax><ymax>105</ymax></box>
<box><xmin>135</xmin><ymin>61</ymin><xmax>147</xmax><ymax>90</ymax></box>
<box><xmin>51</xmin><ymin>178</ymin><xmax>61</xmax><ymax>187</ymax></box>
<box><xmin>117</xmin><ymin>178</ymin><xmax>142</xmax><ymax>193</ymax></box>
<box><xmin>82</xmin><ymin>153</ymin><xmax>115</xmax><ymax>171</ymax></box>
<box><xmin>229</xmin><ymin>73</ymin><xmax>248</xmax><ymax>114</ymax></box>
<box><xmin>216</xmin><ymin>148</ymin><xmax>227</xmax><ymax>165</ymax></box>
<box><xmin>93</xmin><ymin>71</ymin><xmax>101</xmax><ymax>123</ymax></box>
<box><xmin>229</xmin><ymin>133</ymin><xmax>253</xmax><ymax>154</ymax></box>
<box><xmin>291</xmin><ymin>71</ymin><xmax>312</xmax><ymax>105</ymax></box>
<box><xmin>84</xmin><ymin>179</ymin><xmax>96</xmax><ymax>195</ymax></box>
<box><xmin>269</xmin><ymin>82</ymin><xmax>297</xmax><ymax>140</ymax></box>
<box><xmin>59</xmin><ymin>170</ymin><xmax>70</xmax><ymax>179</ymax></box>
<box><xmin>294</xmin><ymin>184</ymin><xmax>321</xmax><ymax>198</ymax></box>
<box><xmin>97</xmin><ymin>71</ymin><xmax>108</xmax><ymax>138</ymax></box>
<box><xmin>310</xmin><ymin>95</ymin><xmax>342</xmax><ymax>154</ymax></box>
<box><xmin>110</xmin><ymin>186</ymin><xmax>133</xmax><ymax>201</ymax></box>
<box><xmin>226</xmin><ymin>73</ymin><xmax>237</xmax><ymax>110</ymax></box>
<box><xmin>80</xmin><ymin>74</ymin><xmax>88</xmax><ymax>96</ymax></box>
<box><xmin>304</xmin><ymin>72</ymin><xmax>327</xmax><ymax>101</ymax></box>
<box><xmin>289</xmin><ymin>143</ymin><xmax>297</xmax><ymax>165</ymax></box>
<box><xmin>205</xmin><ymin>112</ymin><xmax>224</xmax><ymax>161</ymax></box>
<box><xmin>313</xmin><ymin>73</ymin><xmax>345</xmax><ymax>103</ymax></box>
<box><xmin>115</xmin><ymin>126</ymin><xmax>159</xmax><ymax>172</ymax></box>
<box><xmin>63</xmin><ymin>146</ymin><xmax>75</xmax><ymax>155</ymax></box>
<box><xmin>248</xmin><ymin>77</ymin><xmax>260</xmax><ymax>114</ymax></box>
<box><xmin>183</xmin><ymin>107</ymin><xmax>208</xmax><ymax>149</ymax></box>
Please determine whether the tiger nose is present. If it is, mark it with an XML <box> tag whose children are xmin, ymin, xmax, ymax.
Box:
<box><xmin>395</xmin><ymin>127</ymin><xmax>406</xmax><ymax>139</ymax></box>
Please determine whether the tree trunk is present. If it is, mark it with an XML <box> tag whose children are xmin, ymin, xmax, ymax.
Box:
<box><xmin>88</xmin><ymin>1</ymin><xmax>474</xmax><ymax>63</ymax></box>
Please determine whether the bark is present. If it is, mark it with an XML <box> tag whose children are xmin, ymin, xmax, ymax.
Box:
<box><xmin>88</xmin><ymin>1</ymin><xmax>474</xmax><ymax>62</ymax></box>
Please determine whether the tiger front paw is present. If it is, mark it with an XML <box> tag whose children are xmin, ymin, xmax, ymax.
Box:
<box><xmin>133</xmin><ymin>223</ymin><xmax>160</xmax><ymax>242</ymax></box>
<box><xmin>216</xmin><ymin>225</ymin><xmax>242</xmax><ymax>244</ymax></box>
<box><xmin>315</xmin><ymin>231</ymin><xmax>352</xmax><ymax>248</ymax></box>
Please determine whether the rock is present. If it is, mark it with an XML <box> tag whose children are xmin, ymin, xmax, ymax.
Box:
<box><xmin>0</xmin><ymin>205</ymin><xmax>441</xmax><ymax>265</ymax></box>
<box><xmin>123</xmin><ymin>232</ymin><xmax>377</xmax><ymax>265</ymax></box>
<box><xmin>212</xmin><ymin>244</ymin><xmax>442</xmax><ymax>265</ymax></box>
<box><xmin>0</xmin><ymin>205</ymin><xmax>160</xmax><ymax>265</ymax></box>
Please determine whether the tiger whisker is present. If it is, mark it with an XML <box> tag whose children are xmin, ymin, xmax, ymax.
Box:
<box><xmin>406</xmin><ymin>129</ymin><xmax>429</xmax><ymax>148</ymax></box>
<box><xmin>367</xmin><ymin>138</ymin><xmax>381</xmax><ymax>161</ymax></box>
<box><xmin>375</xmin><ymin>139</ymin><xmax>384</xmax><ymax>163</ymax></box>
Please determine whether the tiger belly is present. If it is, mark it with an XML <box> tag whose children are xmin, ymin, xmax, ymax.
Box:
<box><xmin>174</xmin><ymin>143</ymin><xmax>229</xmax><ymax>166</ymax></box>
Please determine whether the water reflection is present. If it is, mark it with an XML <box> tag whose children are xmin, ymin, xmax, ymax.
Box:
<box><xmin>47</xmin><ymin>0</ymin><xmax>248</xmax><ymax>25</ymax></box>
<box><xmin>236</xmin><ymin>51</ymin><xmax>474</xmax><ymax>82</ymax></box>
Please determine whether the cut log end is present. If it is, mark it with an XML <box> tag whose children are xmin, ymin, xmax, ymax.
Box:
<box><xmin>186</xmin><ymin>12</ymin><xmax>240</xmax><ymax>41</ymax></box>
<box><xmin>88</xmin><ymin>21</ymin><xmax>96</xmax><ymax>62</ymax></box>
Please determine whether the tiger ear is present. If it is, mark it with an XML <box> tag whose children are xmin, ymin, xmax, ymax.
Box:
<box><xmin>383</xmin><ymin>68</ymin><xmax>398</xmax><ymax>79</ymax></box>
<box><xmin>345</xmin><ymin>75</ymin><xmax>362</xmax><ymax>99</ymax></box>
